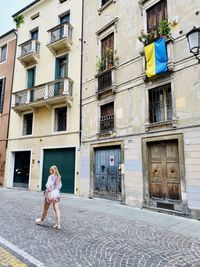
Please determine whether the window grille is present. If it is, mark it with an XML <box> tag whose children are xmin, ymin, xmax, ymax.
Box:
<box><xmin>23</xmin><ymin>113</ymin><xmax>33</xmax><ymax>135</ymax></box>
<box><xmin>54</xmin><ymin>107</ymin><xmax>67</xmax><ymax>131</ymax></box>
<box><xmin>149</xmin><ymin>84</ymin><xmax>172</xmax><ymax>123</ymax></box>
<box><xmin>100</xmin><ymin>102</ymin><xmax>114</xmax><ymax>132</ymax></box>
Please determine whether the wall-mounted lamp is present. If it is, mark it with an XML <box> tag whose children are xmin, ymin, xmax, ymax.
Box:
<box><xmin>186</xmin><ymin>27</ymin><xmax>200</xmax><ymax>63</ymax></box>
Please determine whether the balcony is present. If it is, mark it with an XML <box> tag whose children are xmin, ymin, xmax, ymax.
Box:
<box><xmin>18</xmin><ymin>39</ymin><xmax>40</xmax><ymax>67</ymax></box>
<box><xmin>47</xmin><ymin>22</ymin><xmax>73</xmax><ymax>56</ymax></box>
<box><xmin>96</xmin><ymin>67</ymin><xmax>116</xmax><ymax>98</ymax></box>
<box><xmin>12</xmin><ymin>78</ymin><xmax>73</xmax><ymax>114</ymax></box>
<box><xmin>100</xmin><ymin>114</ymin><xmax>114</xmax><ymax>133</ymax></box>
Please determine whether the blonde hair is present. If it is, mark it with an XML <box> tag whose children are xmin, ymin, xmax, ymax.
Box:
<box><xmin>50</xmin><ymin>165</ymin><xmax>61</xmax><ymax>179</ymax></box>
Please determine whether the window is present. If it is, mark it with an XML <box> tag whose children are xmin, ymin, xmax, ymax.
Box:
<box><xmin>0</xmin><ymin>45</ymin><xmax>7</xmax><ymax>62</ymax></box>
<box><xmin>54</xmin><ymin>107</ymin><xmax>67</xmax><ymax>132</ymax></box>
<box><xmin>27</xmin><ymin>67</ymin><xmax>35</xmax><ymax>88</ymax></box>
<box><xmin>147</xmin><ymin>0</ymin><xmax>167</xmax><ymax>32</ymax></box>
<box><xmin>31</xmin><ymin>13</ymin><xmax>39</xmax><ymax>20</ymax></box>
<box><xmin>59</xmin><ymin>0</ymin><xmax>67</xmax><ymax>3</ymax></box>
<box><xmin>0</xmin><ymin>78</ymin><xmax>6</xmax><ymax>113</ymax></box>
<box><xmin>60</xmin><ymin>13</ymin><xmax>70</xmax><ymax>24</ymax></box>
<box><xmin>31</xmin><ymin>28</ymin><xmax>38</xmax><ymax>40</ymax></box>
<box><xmin>100</xmin><ymin>102</ymin><xmax>114</xmax><ymax>132</ymax></box>
<box><xmin>102</xmin><ymin>0</ymin><xmax>110</xmax><ymax>5</ymax></box>
<box><xmin>55</xmin><ymin>55</ymin><xmax>68</xmax><ymax>79</ymax></box>
<box><xmin>149</xmin><ymin>84</ymin><xmax>172</xmax><ymax>123</ymax></box>
<box><xmin>23</xmin><ymin>113</ymin><xmax>33</xmax><ymax>135</ymax></box>
<box><xmin>101</xmin><ymin>33</ymin><xmax>114</xmax><ymax>70</ymax></box>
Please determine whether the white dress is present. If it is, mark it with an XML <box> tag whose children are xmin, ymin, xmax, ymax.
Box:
<box><xmin>44</xmin><ymin>174</ymin><xmax>62</xmax><ymax>204</ymax></box>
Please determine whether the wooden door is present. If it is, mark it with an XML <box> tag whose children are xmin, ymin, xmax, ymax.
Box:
<box><xmin>94</xmin><ymin>146</ymin><xmax>121</xmax><ymax>200</ymax></box>
<box><xmin>148</xmin><ymin>140</ymin><xmax>181</xmax><ymax>202</ymax></box>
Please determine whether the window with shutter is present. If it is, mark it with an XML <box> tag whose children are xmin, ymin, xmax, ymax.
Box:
<box><xmin>100</xmin><ymin>102</ymin><xmax>114</xmax><ymax>132</ymax></box>
<box><xmin>147</xmin><ymin>0</ymin><xmax>167</xmax><ymax>32</ymax></box>
<box><xmin>0</xmin><ymin>78</ymin><xmax>6</xmax><ymax>113</ymax></box>
<box><xmin>101</xmin><ymin>33</ymin><xmax>114</xmax><ymax>70</ymax></box>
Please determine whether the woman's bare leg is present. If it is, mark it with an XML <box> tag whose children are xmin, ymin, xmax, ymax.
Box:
<box><xmin>40</xmin><ymin>200</ymin><xmax>51</xmax><ymax>222</ymax></box>
<box><xmin>53</xmin><ymin>201</ymin><xmax>61</xmax><ymax>226</ymax></box>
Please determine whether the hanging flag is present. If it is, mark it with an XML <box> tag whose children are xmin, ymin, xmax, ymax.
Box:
<box><xmin>144</xmin><ymin>37</ymin><xmax>168</xmax><ymax>77</ymax></box>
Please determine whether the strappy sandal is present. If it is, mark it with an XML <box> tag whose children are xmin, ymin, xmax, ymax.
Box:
<box><xmin>35</xmin><ymin>218</ymin><xmax>44</xmax><ymax>225</ymax></box>
<box><xmin>53</xmin><ymin>224</ymin><xmax>61</xmax><ymax>230</ymax></box>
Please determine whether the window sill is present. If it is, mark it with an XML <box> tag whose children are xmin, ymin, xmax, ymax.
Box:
<box><xmin>98</xmin><ymin>0</ymin><xmax>116</xmax><ymax>15</ymax></box>
<box><xmin>145</xmin><ymin>120</ymin><xmax>177</xmax><ymax>132</ymax></box>
<box><xmin>52</xmin><ymin>130</ymin><xmax>67</xmax><ymax>135</ymax></box>
<box><xmin>97</xmin><ymin>130</ymin><xmax>116</xmax><ymax>138</ymax></box>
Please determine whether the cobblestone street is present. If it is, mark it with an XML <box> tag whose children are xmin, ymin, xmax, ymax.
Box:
<box><xmin>0</xmin><ymin>188</ymin><xmax>200</xmax><ymax>267</ymax></box>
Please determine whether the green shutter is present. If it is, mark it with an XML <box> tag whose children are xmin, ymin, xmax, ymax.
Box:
<box><xmin>27</xmin><ymin>68</ymin><xmax>35</xmax><ymax>88</ymax></box>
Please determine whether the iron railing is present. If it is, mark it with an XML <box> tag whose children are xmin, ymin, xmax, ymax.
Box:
<box><xmin>100</xmin><ymin>114</ymin><xmax>114</xmax><ymax>132</ymax></box>
<box><xmin>47</xmin><ymin>22</ymin><xmax>73</xmax><ymax>44</ymax></box>
<box><xmin>13</xmin><ymin>78</ymin><xmax>73</xmax><ymax>107</ymax></box>
<box><xmin>19</xmin><ymin>39</ymin><xmax>40</xmax><ymax>57</ymax></box>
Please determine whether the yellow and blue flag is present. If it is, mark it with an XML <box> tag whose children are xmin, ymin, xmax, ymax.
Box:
<box><xmin>144</xmin><ymin>37</ymin><xmax>168</xmax><ymax>77</ymax></box>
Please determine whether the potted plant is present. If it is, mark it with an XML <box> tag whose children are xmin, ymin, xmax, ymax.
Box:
<box><xmin>13</xmin><ymin>15</ymin><xmax>25</xmax><ymax>29</ymax></box>
<box><xmin>158</xmin><ymin>19</ymin><xmax>171</xmax><ymax>38</ymax></box>
<box><xmin>138</xmin><ymin>30</ymin><xmax>154</xmax><ymax>46</ymax></box>
<box><xmin>105</xmin><ymin>47</ymin><xmax>114</xmax><ymax>68</ymax></box>
<box><xmin>96</xmin><ymin>57</ymin><xmax>105</xmax><ymax>72</ymax></box>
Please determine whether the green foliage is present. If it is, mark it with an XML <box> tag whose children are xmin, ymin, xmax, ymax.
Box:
<box><xmin>96</xmin><ymin>57</ymin><xmax>105</xmax><ymax>72</ymax></box>
<box><xmin>13</xmin><ymin>15</ymin><xmax>25</xmax><ymax>29</ymax></box>
<box><xmin>138</xmin><ymin>20</ymin><xmax>171</xmax><ymax>46</ymax></box>
<box><xmin>159</xmin><ymin>19</ymin><xmax>171</xmax><ymax>36</ymax></box>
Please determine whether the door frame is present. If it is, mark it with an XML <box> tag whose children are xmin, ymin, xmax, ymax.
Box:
<box><xmin>7</xmin><ymin>149</ymin><xmax>32</xmax><ymax>189</ymax></box>
<box><xmin>90</xmin><ymin>141</ymin><xmax>125</xmax><ymax>202</ymax></box>
<box><xmin>142</xmin><ymin>134</ymin><xmax>187</xmax><ymax>213</ymax></box>
<box><xmin>39</xmin><ymin>145</ymin><xmax>77</xmax><ymax>193</ymax></box>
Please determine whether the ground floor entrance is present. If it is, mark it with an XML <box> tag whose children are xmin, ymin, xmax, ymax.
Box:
<box><xmin>93</xmin><ymin>146</ymin><xmax>122</xmax><ymax>200</ymax></box>
<box><xmin>13</xmin><ymin>151</ymin><xmax>31</xmax><ymax>188</ymax></box>
<box><xmin>143</xmin><ymin>135</ymin><xmax>185</xmax><ymax>212</ymax></box>
<box><xmin>42</xmin><ymin>148</ymin><xmax>75</xmax><ymax>194</ymax></box>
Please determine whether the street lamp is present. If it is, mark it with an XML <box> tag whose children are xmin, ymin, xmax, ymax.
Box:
<box><xmin>186</xmin><ymin>27</ymin><xmax>200</xmax><ymax>63</ymax></box>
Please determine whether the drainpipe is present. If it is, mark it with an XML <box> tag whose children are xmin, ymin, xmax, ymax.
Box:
<box><xmin>79</xmin><ymin>0</ymin><xmax>84</xmax><ymax>148</ymax></box>
<box><xmin>6</xmin><ymin>29</ymin><xmax>18</xmax><ymax>149</ymax></box>
<box><xmin>76</xmin><ymin>0</ymin><xmax>84</xmax><ymax>195</ymax></box>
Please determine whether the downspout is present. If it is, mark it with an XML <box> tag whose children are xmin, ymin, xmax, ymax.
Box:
<box><xmin>79</xmin><ymin>0</ymin><xmax>84</xmax><ymax>148</ymax></box>
<box><xmin>6</xmin><ymin>30</ymin><xmax>18</xmax><ymax>149</ymax></box>
<box><xmin>77</xmin><ymin>0</ymin><xmax>84</xmax><ymax>195</ymax></box>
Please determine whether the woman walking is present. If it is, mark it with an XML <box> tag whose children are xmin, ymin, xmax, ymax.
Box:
<box><xmin>36</xmin><ymin>165</ymin><xmax>62</xmax><ymax>229</ymax></box>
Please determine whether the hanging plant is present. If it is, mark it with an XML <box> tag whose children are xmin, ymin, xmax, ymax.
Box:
<box><xmin>13</xmin><ymin>15</ymin><xmax>25</xmax><ymax>29</ymax></box>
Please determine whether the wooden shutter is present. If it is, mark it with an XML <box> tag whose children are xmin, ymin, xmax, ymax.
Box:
<box><xmin>0</xmin><ymin>78</ymin><xmax>6</xmax><ymax>113</ymax></box>
<box><xmin>27</xmin><ymin>68</ymin><xmax>35</xmax><ymax>88</ymax></box>
<box><xmin>147</xmin><ymin>0</ymin><xmax>167</xmax><ymax>32</ymax></box>
<box><xmin>101</xmin><ymin>102</ymin><xmax>114</xmax><ymax>116</ymax></box>
<box><xmin>101</xmin><ymin>33</ymin><xmax>114</xmax><ymax>70</ymax></box>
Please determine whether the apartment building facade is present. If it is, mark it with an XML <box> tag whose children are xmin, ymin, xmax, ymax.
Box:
<box><xmin>4</xmin><ymin>0</ymin><xmax>82</xmax><ymax>194</ymax></box>
<box><xmin>0</xmin><ymin>30</ymin><xmax>16</xmax><ymax>185</ymax></box>
<box><xmin>80</xmin><ymin>0</ymin><xmax>200</xmax><ymax>219</ymax></box>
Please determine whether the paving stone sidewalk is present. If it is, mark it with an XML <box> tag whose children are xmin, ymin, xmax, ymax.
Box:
<box><xmin>0</xmin><ymin>188</ymin><xmax>200</xmax><ymax>267</ymax></box>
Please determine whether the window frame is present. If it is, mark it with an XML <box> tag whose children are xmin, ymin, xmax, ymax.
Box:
<box><xmin>99</xmin><ymin>101</ymin><xmax>114</xmax><ymax>133</ymax></box>
<box><xmin>22</xmin><ymin>112</ymin><xmax>34</xmax><ymax>136</ymax></box>
<box><xmin>98</xmin><ymin>0</ymin><xmax>116</xmax><ymax>14</ymax></box>
<box><xmin>0</xmin><ymin>44</ymin><xmax>7</xmax><ymax>63</ymax></box>
<box><xmin>52</xmin><ymin>105</ymin><xmax>68</xmax><ymax>133</ymax></box>
<box><xmin>0</xmin><ymin>77</ymin><xmax>6</xmax><ymax>114</ymax></box>
<box><xmin>148</xmin><ymin>83</ymin><xmax>172</xmax><ymax>124</ymax></box>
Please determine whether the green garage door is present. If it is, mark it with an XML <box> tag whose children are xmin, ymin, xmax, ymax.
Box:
<box><xmin>42</xmin><ymin>148</ymin><xmax>75</xmax><ymax>193</ymax></box>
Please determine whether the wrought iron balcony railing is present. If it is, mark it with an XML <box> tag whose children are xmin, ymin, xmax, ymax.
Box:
<box><xmin>96</xmin><ymin>67</ymin><xmax>116</xmax><ymax>97</ymax></box>
<box><xmin>12</xmin><ymin>78</ymin><xmax>73</xmax><ymax>112</ymax></box>
<box><xmin>100</xmin><ymin>114</ymin><xmax>114</xmax><ymax>132</ymax></box>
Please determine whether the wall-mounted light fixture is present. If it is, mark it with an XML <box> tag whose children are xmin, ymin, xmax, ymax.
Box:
<box><xmin>186</xmin><ymin>27</ymin><xmax>200</xmax><ymax>63</ymax></box>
